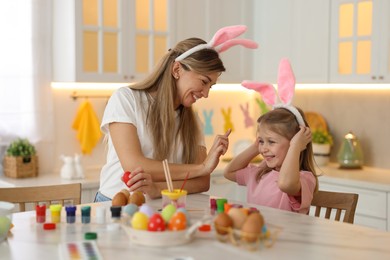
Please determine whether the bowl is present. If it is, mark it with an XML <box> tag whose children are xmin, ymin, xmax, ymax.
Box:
<box><xmin>121</xmin><ymin>217</ymin><xmax>210</xmax><ymax>247</ymax></box>
<box><xmin>0</xmin><ymin>201</ymin><xmax>14</xmax><ymax>243</ymax></box>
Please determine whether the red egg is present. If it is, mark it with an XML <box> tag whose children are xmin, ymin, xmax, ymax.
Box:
<box><xmin>122</xmin><ymin>171</ymin><xmax>132</xmax><ymax>187</ymax></box>
<box><xmin>168</xmin><ymin>212</ymin><xmax>187</xmax><ymax>231</ymax></box>
<box><xmin>148</xmin><ymin>213</ymin><xmax>166</xmax><ymax>232</ymax></box>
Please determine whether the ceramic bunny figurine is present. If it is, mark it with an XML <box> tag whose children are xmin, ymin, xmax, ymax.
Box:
<box><xmin>74</xmin><ymin>153</ymin><xmax>85</xmax><ymax>179</ymax></box>
<box><xmin>60</xmin><ymin>155</ymin><xmax>75</xmax><ymax>180</ymax></box>
<box><xmin>239</xmin><ymin>102</ymin><xmax>254</xmax><ymax>128</ymax></box>
<box><xmin>203</xmin><ymin>109</ymin><xmax>214</xmax><ymax>135</ymax></box>
<box><xmin>221</xmin><ymin>107</ymin><xmax>234</xmax><ymax>133</ymax></box>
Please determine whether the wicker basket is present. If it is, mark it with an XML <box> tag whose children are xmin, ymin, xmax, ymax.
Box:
<box><xmin>3</xmin><ymin>155</ymin><xmax>38</xmax><ymax>178</ymax></box>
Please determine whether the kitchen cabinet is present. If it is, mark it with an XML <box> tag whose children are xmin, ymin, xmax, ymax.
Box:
<box><xmin>252</xmin><ymin>0</ymin><xmax>330</xmax><ymax>83</ymax></box>
<box><xmin>52</xmin><ymin>0</ymin><xmax>171</xmax><ymax>83</ymax></box>
<box><xmin>329</xmin><ymin>0</ymin><xmax>390</xmax><ymax>83</ymax></box>
<box><xmin>313</xmin><ymin>164</ymin><xmax>390</xmax><ymax>231</ymax></box>
<box><xmin>172</xmin><ymin>0</ymin><xmax>255</xmax><ymax>83</ymax></box>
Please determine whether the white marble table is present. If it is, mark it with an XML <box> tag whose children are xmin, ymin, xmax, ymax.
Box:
<box><xmin>1</xmin><ymin>194</ymin><xmax>390</xmax><ymax>260</ymax></box>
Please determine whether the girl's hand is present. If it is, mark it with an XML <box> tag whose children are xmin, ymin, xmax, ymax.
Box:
<box><xmin>202</xmin><ymin>129</ymin><xmax>231</xmax><ymax>174</ymax></box>
<box><xmin>127</xmin><ymin>167</ymin><xmax>160</xmax><ymax>199</ymax></box>
<box><xmin>290</xmin><ymin>126</ymin><xmax>312</xmax><ymax>151</ymax></box>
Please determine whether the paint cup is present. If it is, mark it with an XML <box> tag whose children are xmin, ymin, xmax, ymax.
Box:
<box><xmin>81</xmin><ymin>206</ymin><xmax>91</xmax><ymax>224</ymax></box>
<box><xmin>35</xmin><ymin>204</ymin><xmax>46</xmax><ymax>223</ymax></box>
<box><xmin>65</xmin><ymin>205</ymin><xmax>77</xmax><ymax>224</ymax></box>
<box><xmin>50</xmin><ymin>204</ymin><xmax>62</xmax><ymax>223</ymax></box>
<box><xmin>161</xmin><ymin>189</ymin><xmax>187</xmax><ymax>209</ymax></box>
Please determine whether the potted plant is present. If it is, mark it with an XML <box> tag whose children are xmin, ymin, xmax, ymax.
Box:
<box><xmin>3</xmin><ymin>138</ymin><xmax>38</xmax><ymax>178</ymax></box>
<box><xmin>312</xmin><ymin>130</ymin><xmax>333</xmax><ymax>166</ymax></box>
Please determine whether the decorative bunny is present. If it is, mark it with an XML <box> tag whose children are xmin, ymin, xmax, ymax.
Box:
<box><xmin>241</xmin><ymin>58</ymin><xmax>305</xmax><ymax>126</ymax></box>
<box><xmin>175</xmin><ymin>25</ymin><xmax>258</xmax><ymax>61</ymax></box>
<box><xmin>203</xmin><ymin>109</ymin><xmax>214</xmax><ymax>135</ymax></box>
<box><xmin>255</xmin><ymin>97</ymin><xmax>270</xmax><ymax>115</ymax></box>
<box><xmin>221</xmin><ymin>107</ymin><xmax>234</xmax><ymax>133</ymax></box>
<box><xmin>239</xmin><ymin>102</ymin><xmax>254</xmax><ymax>128</ymax></box>
<box><xmin>74</xmin><ymin>153</ymin><xmax>85</xmax><ymax>179</ymax></box>
<box><xmin>60</xmin><ymin>155</ymin><xmax>76</xmax><ymax>180</ymax></box>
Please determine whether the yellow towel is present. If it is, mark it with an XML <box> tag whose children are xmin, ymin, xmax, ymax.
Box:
<box><xmin>72</xmin><ymin>100</ymin><xmax>102</xmax><ymax>155</ymax></box>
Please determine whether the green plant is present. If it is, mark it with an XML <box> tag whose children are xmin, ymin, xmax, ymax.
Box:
<box><xmin>6</xmin><ymin>138</ymin><xmax>36</xmax><ymax>158</ymax></box>
<box><xmin>312</xmin><ymin>130</ymin><xmax>333</xmax><ymax>145</ymax></box>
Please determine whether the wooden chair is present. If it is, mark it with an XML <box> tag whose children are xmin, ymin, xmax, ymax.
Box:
<box><xmin>0</xmin><ymin>183</ymin><xmax>82</xmax><ymax>212</ymax></box>
<box><xmin>311</xmin><ymin>190</ymin><xmax>359</xmax><ymax>224</ymax></box>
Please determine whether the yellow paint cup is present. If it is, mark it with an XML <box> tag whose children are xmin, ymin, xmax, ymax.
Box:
<box><xmin>161</xmin><ymin>189</ymin><xmax>187</xmax><ymax>209</ymax></box>
<box><xmin>49</xmin><ymin>204</ymin><xmax>62</xmax><ymax>223</ymax></box>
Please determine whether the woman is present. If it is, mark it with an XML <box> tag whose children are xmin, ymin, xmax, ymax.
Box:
<box><xmin>95</xmin><ymin>25</ymin><xmax>257</xmax><ymax>201</ymax></box>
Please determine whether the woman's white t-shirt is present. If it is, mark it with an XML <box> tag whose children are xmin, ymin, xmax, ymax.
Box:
<box><xmin>99</xmin><ymin>87</ymin><xmax>205</xmax><ymax>198</ymax></box>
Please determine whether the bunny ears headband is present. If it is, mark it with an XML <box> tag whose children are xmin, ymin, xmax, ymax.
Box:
<box><xmin>175</xmin><ymin>25</ymin><xmax>258</xmax><ymax>61</ymax></box>
<box><xmin>241</xmin><ymin>58</ymin><xmax>305</xmax><ymax>126</ymax></box>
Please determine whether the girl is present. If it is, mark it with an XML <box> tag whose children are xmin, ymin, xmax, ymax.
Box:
<box><xmin>224</xmin><ymin>59</ymin><xmax>318</xmax><ymax>214</ymax></box>
<box><xmin>224</xmin><ymin>108</ymin><xmax>318</xmax><ymax>214</ymax></box>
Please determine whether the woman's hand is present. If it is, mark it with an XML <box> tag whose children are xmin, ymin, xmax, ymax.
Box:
<box><xmin>202</xmin><ymin>129</ymin><xmax>231</xmax><ymax>175</ymax></box>
<box><xmin>126</xmin><ymin>167</ymin><xmax>161</xmax><ymax>199</ymax></box>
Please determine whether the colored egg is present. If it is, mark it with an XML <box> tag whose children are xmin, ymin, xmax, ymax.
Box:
<box><xmin>161</xmin><ymin>204</ymin><xmax>176</xmax><ymax>223</ymax></box>
<box><xmin>176</xmin><ymin>208</ymin><xmax>190</xmax><ymax>225</ymax></box>
<box><xmin>168</xmin><ymin>212</ymin><xmax>187</xmax><ymax>231</ymax></box>
<box><xmin>139</xmin><ymin>204</ymin><xmax>155</xmax><ymax>217</ymax></box>
<box><xmin>147</xmin><ymin>213</ymin><xmax>166</xmax><ymax>232</ymax></box>
<box><xmin>0</xmin><ymin>216</ymin><xmax>11</xmax><ymax>237</ymax></box>
<box><xmin>131</xmin><ymin>212</ymin><xmax>149</xmax><ymax>230</ymax></box>
<box><xmin>123</xmin><ymin>203</ymin><xmax>138</xmax><ymax>217</ymax></box>
<box><xmin>228</xmin><ymin>207</ymin><xmax>247</xmax><ymax>229</ymax></box>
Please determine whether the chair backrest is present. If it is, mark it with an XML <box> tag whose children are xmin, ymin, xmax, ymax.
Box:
<box><xmin>0</xmin><ymin>183</ymin><xmax>82</xmax><ymax>212</ymax></box>
<box><xmin>310</xmin><ymin>190</ymin><xmax>359</xmax><ymax>224</ymax></box>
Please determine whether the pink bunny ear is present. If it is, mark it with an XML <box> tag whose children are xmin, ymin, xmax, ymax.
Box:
<box><xmin>241</xmin><ymin>80</ymin><xmax>277</xmax><ymax>106</ymax></box>
<box><xmin>209</xmin><ymin>25</ymin><xmax>247</xmax><ymax>47</ymax></box>
<box><xmin>277</xmin><ymin>58</ymin><xmax>296</xmax><ymax>105</ymax></box>
<box><xmin>216</xmin><ymin>39</ymin><xmax>258</xmax><ymax>53</ymax></box>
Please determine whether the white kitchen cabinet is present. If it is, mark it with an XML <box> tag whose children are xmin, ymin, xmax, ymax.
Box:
<box><xmin>172</xmin><ymin>0</ymin><xmax>255</xmax><ymax>83</ymax></box>
<box><xmin>317</xmin><ymin>180</ymin><xmax>388</xmax><ymax>231</ymax></box>
<box><xmin>52</xmin><ymin>0</ymin><xmax>171</xmax><ymax>83</ymax></box>
<box><xmin>329</xmin><ymin>0</ymin><xmax>390</xmax><ymax>83</ymax></box>
<box><xmin>253</xmin><ymin>0</ymin><xmax>330</xmax><ymax>83</ymax></box>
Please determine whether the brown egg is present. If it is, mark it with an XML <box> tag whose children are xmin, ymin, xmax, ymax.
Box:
<box><xmin>120</xmin><ymin>189</ymin><xmax>130</xmax><ymax>199</ymax></box>
<box><xmin>214</xmin><ymin>212</ymin><xmax>233</xmax><ymax>235</ymax></box>
<box><xmin>240</xmin><ymin>212</ymin><xmax>264</xmax><ymax>242</ymax></box>
<box><xmin>112</xmin><ymin>192</ymin><xmax>128</xmax><ymax>206</ymax></box>
<box><xmin>228</xmin><ymin>208</ymin><xmax>247</xmax><ymax>229</ymax></box>
<box><xmin>129</xmin><ymin>191</ymin><xmax>145</xmax><ymax>206</ymax></box>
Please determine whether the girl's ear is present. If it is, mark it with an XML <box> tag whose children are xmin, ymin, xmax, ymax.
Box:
<box><xmin>171</xmin><ymin>61</ymin><xmax>181</xmax><ymax>78</ymax></box>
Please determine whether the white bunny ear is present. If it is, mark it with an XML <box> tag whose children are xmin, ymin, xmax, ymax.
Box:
<box><xmin>241</xmin><ymin>80</ymin><xmax>277</xmax><ymax>106</ymax></box>
<box><xmin>277</xmin><ymin>58</ymin><xmax>296</xmax><ymax>105</ymax></box>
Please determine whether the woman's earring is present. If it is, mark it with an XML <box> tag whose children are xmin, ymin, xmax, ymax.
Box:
<box><xmin>175</xmin><ymin>75</ymin><xmax>179</xmax><ymax>79</ymax></box>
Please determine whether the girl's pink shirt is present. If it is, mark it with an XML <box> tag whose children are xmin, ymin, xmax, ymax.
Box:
<box><xmin>236</xmin><ymin>165</ymin><xmax>316</xmax><ymax>214</ymax></box>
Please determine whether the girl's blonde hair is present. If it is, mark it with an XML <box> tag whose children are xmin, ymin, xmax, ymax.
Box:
<box><xmin>130</xmin><ymin>38</ymin><xmax>226</xmax><ymax>163</ymax></box>
<box><xmin>255</xmin><ymin>108</ymin><xmax>318</xmax><ymax>191</ymax></box>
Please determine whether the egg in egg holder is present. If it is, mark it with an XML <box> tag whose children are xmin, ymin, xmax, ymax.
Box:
<box><xmin>0</xmin><ymin>201</ymin><xmax>14</xmax><ymax>243</ymax></box>
<box><xmin>213</xmin><ymin>210</ymin><xmax>279</xmax><ymax>251</ymax></box>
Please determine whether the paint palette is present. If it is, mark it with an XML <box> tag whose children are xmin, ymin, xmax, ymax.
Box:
<box><xmin>59</xmin><ymin>241</ymin><xmax>102</xmax><ymax>260</ymax></box>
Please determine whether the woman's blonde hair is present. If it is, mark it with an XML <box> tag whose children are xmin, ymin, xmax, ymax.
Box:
<box><xmin>255</xmin><ymin>108</ymin><xmax>318</xmax><ymax>191</ymax></box>
<box><xmin>130</xmin><ymin>38</ymin><xmax>226</xmax><ymax>163</ymax></box>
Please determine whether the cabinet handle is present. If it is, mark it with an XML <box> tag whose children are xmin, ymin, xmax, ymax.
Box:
<box><xmin>379</xmin><ymin>76</ymin><xmax>384</xmax><ymax>80</ymax></box>
<box><xmin>371</xmin><ymin>76</ymin><xmax>377</xmax><ymax>80</ymax></box>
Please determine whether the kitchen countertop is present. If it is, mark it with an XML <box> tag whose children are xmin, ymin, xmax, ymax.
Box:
<box><xmin>1</xmin><ymin>163</ymin><xmax>390</xmax><ymax>192</ymax></box>
<box><xmin>2</xmin><ymin>193</ymin><xmax>390</xmax><ymax>259</ymax></box>
<box><xmin>0</xmin><ymin>168</ymin><xmax>100</xmax><ymax>189</ymax></box>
